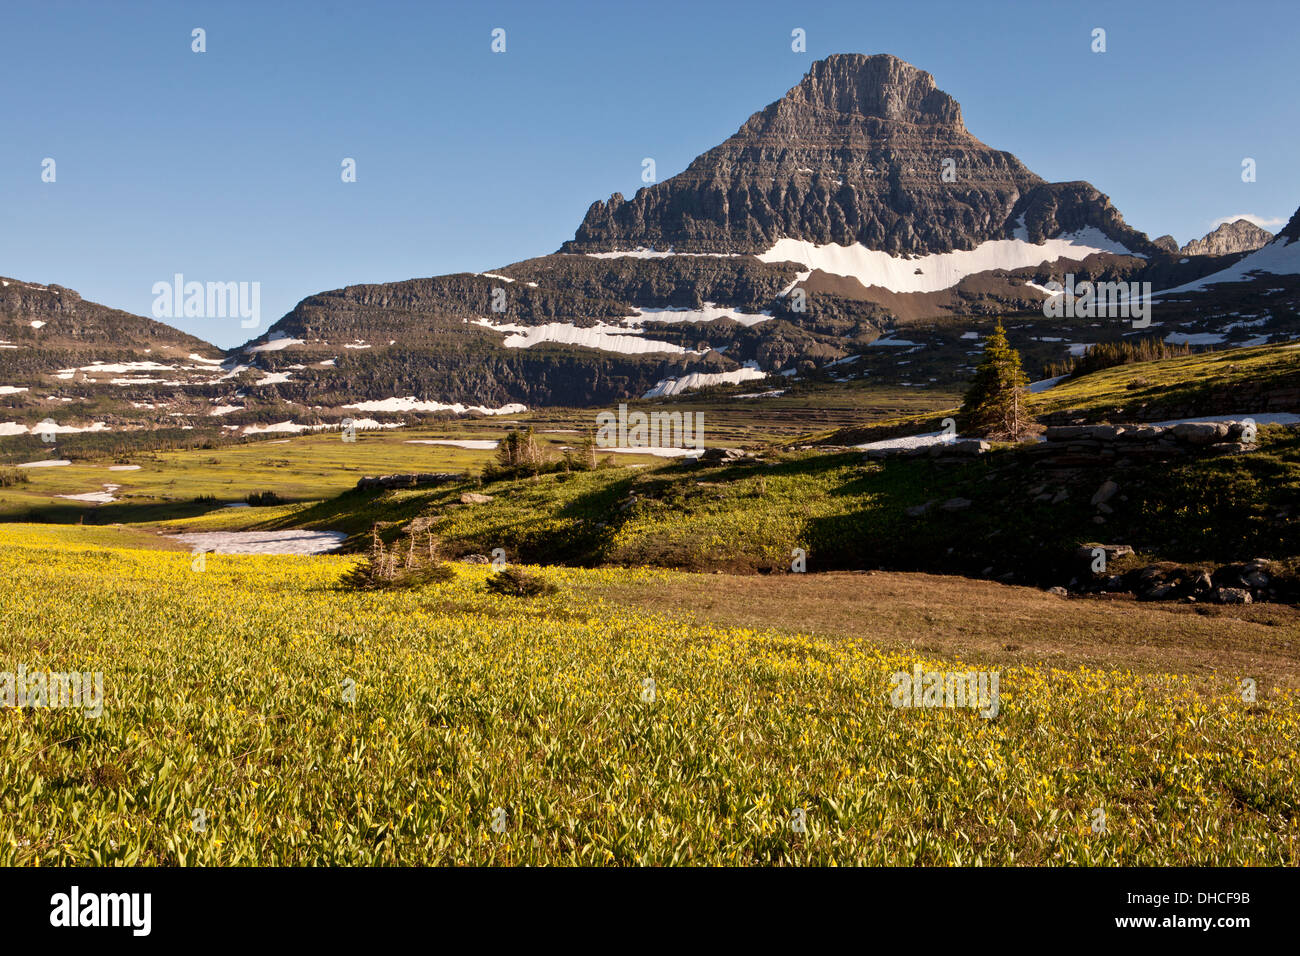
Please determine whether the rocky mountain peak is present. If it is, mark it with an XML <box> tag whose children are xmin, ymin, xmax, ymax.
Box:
<box><xmin>1180</xmin><ymin>219</ymin><xmax>1274</xmax><ymax>256</ymax></box>
<box><xmin>773</xmin><ymin>53</ymin><xmax>966</xmax><ymax>131</ymax></box>
<box><xmin>561</xmin><ymin>53</ymin><xmax>1153</xmax><ymax>258</ymax></box>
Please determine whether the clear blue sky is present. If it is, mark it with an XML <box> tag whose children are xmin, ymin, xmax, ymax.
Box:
<box><xmin>2</xmin><ymin>0</ymin><xmax>1296</xmax><ymax>348</ymax></box>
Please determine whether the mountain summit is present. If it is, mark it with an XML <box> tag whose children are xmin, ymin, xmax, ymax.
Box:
<box><xmin>1180</xmin><ymin>219</ymin><xmax>1274</xmax><ymax>257</ymax></box>
<box><xmin>563</xmin><ymin>53</ymin><xmax>1154</xmax><ymax>257</ymax></box>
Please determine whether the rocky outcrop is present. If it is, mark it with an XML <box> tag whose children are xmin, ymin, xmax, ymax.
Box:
<box><xmin>1024</xmin><ymin>421</ymin><xmax>1260</xmax><ymax>468</ymax></box>
<box><xmin>697</xmin><ymin>447</ymin><xmax>758</xmax><ymax>465</ymax></box>
<box><xmin>1274</xmin><ymin>205</ymin><xmax>1300</xmax><ymax>244</ymax></box>
<box><xmin>1073</xmin><ymin>556</ymin><xmax>1287</xmax><ymax>604</ymax></box>
<box><xmin>1179</xmin><ymin>219</ymin><xmax>1273</xmax><ymax>256</ymax></box>
<box><xmin>356</xmin><ymin>473</ymin><xmax>464</xmax><ymax>490</ymax></box>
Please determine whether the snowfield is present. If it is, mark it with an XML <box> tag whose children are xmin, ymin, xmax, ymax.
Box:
<box><xmin>1026</xmin><ymin>375</ymin><xmax>1068</xmax><ymax>394</ymax></box>
<box><xmin>248</xmin><ymin>338</ymin><xmax>305</xmax><ymax>353</ymax></box>
<box><xmin>603</xmin><ymin>446</ymin><xmax>704</xmax><ymax>459</ymax></box>
<box><xmin>631</xmin><ymin>303</ymin><xmax>773</xmax><ymax>328</ymax></box>
<box><xmin>72</xmin><ymin>361</ymin><xmax>176</xmax><ymax>374</ymax></box>
<box><xmin>475</xmin><ymin>319</ymin><xmax>693</xmax><ymax>355</ymax></box>
<box><xmin>2</xmin><ymin>421</ymin><xmax>112</xmax><ymax>436</ymax></box>
<box><xmin>404</xmin><ymin>439</ymin><xmax>500</xmax><ymax>450</ymax></box>
<box><xmin>756</xmin><ymin>228</ymin><xmax>1142</xmax><ymax>294</ymax></box>
<box><xmin>57</xmin><ymin>484</ymin><xmax>120</xmax><ymax>504</ymax></box>
<box><xmin>642</xmin><ymin>367</ymin><xmax>768</xmax><ymax>398</ymax></box>
<box><xmin>174</xmin><ymin>530</ymin><xmax>347</xmax><ymax>555</ymax></box>
<box><xmin>853</xmin><ymin>431</ymin><xmax>983</xmax><ymax>452</ymax></box>
<box><xmin>241</xmin><ymin>419</ymin><xmax>398</xmax><ymax>435</ymax></box>
<box><xmin>343</xmin><ymin>397</ymin><xmax>526</xmax><ymax>416</ymax></box>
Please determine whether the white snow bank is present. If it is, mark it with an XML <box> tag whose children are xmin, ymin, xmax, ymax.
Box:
<box><xmin>15</xmin><ymin>421</ymin><xmax>111</xmax><ymax>435</ymax></box>
<box><xmin>175</xmin><ymin>530</ymin><xmax>347</xmax><ymax>555</ymax></box>
<box><xmin>642</xmin><ymin>367</ymin><xmax>767</xmax><ymax>398</ymax></box>
<box><xmin>404</xmin><ymin>439</ymin><xmax>500</xmax><ymax>450</ymax></box>
<box><xmin>17</xmin><ymin>459</ymin><xmax>71</xmax><ymax>467</ymax></box>
<box><xmin>1026</xmin><ymin>375</ymin><xmax>1068</xmax><ymax>393</ymax></box>
<box><xmin>57</xmin><ymin>484</ymin><xmax>120</xmax><ymax>504</ymax></box>
<box><xmin>603</xmin><ymin>446</ymin><xmax>704</xmax><ymax>459</ymax></box>
<box><xmin>476</xmin><ymin>319</ymin><xmax>691</xmax><ymax>355</ymax></box>
<box><xmin>248</xmin><ymin>338</ymin><xmax>304</xmax><ymax>353</ymax></box>
<box><xmin>853</xmin><ymin>431</ymin><xmax>959</xmax><ymax>452</ymax></box>
<box><xmin>76</xmin><ymin>361</ymin><xmax>175</xmax><ymax>374</ymax></box>
<box><xmin>343</xmin><ymin>397</ymin><xmax>526</xmax><ymax>416</ymax></box>
<box><xmin>631</xmin><ymin>303</ymin><xmax>773</xmax><ymax>328</ymax></box>
<box><xmin>241</xmin><ymin>419</ymin><xmax>399</xmax><ymax>436</ymax></box>
<box><xmin>757</xmin><ymin>229</ymin><xmax>1141</xmax><ymax>294</ymax></box>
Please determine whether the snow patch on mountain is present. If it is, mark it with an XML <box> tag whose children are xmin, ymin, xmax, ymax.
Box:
<box><xmin>642</xmin><ymin>366</ymin><xmax>768</xmax><ymax>398</ymax></box>
<box><xmin>343</xmin><ymin>397</ymin><xmax>526</xmax><ymax>415</ymax></box>
<box><xmin>248</xmin><ymin>338</ymin><xmax>305</xmax><ymax>352</ymax></box>
<box><xmin>475</xmin><ymin>319</ymin><xmax>693</xmax><ymax>355</ymax></box>
<box><xmin>630</xmin><ymin>303</ymin><xmax>773</xmax><ymax>328</ymax></box>
<box><xmin>756</xmin><ymin>229</ymin><xmax>1142</xmax><ymax>294</ymax></box>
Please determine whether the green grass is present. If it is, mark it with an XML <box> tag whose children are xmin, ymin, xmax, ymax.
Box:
<box><xmin>245</xmin><ymin>421</ymin><xmax>1300</xmax><ymax>594</ymax></box>
<box><xmin>811</xmin><ymin>341</ymin><xmax>1300</xmax><ymax>447</ymax></box>
<box><xmin>1030</xmin><ymin>342</ymin><xmax>1300</xmax><ymax>419</ymax></box>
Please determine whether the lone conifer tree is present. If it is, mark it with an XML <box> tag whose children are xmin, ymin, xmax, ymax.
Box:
<box><xmin>958</xmin><ymin>320</ymin><xmax>1028</xmax><ymax>439</ymax></box>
